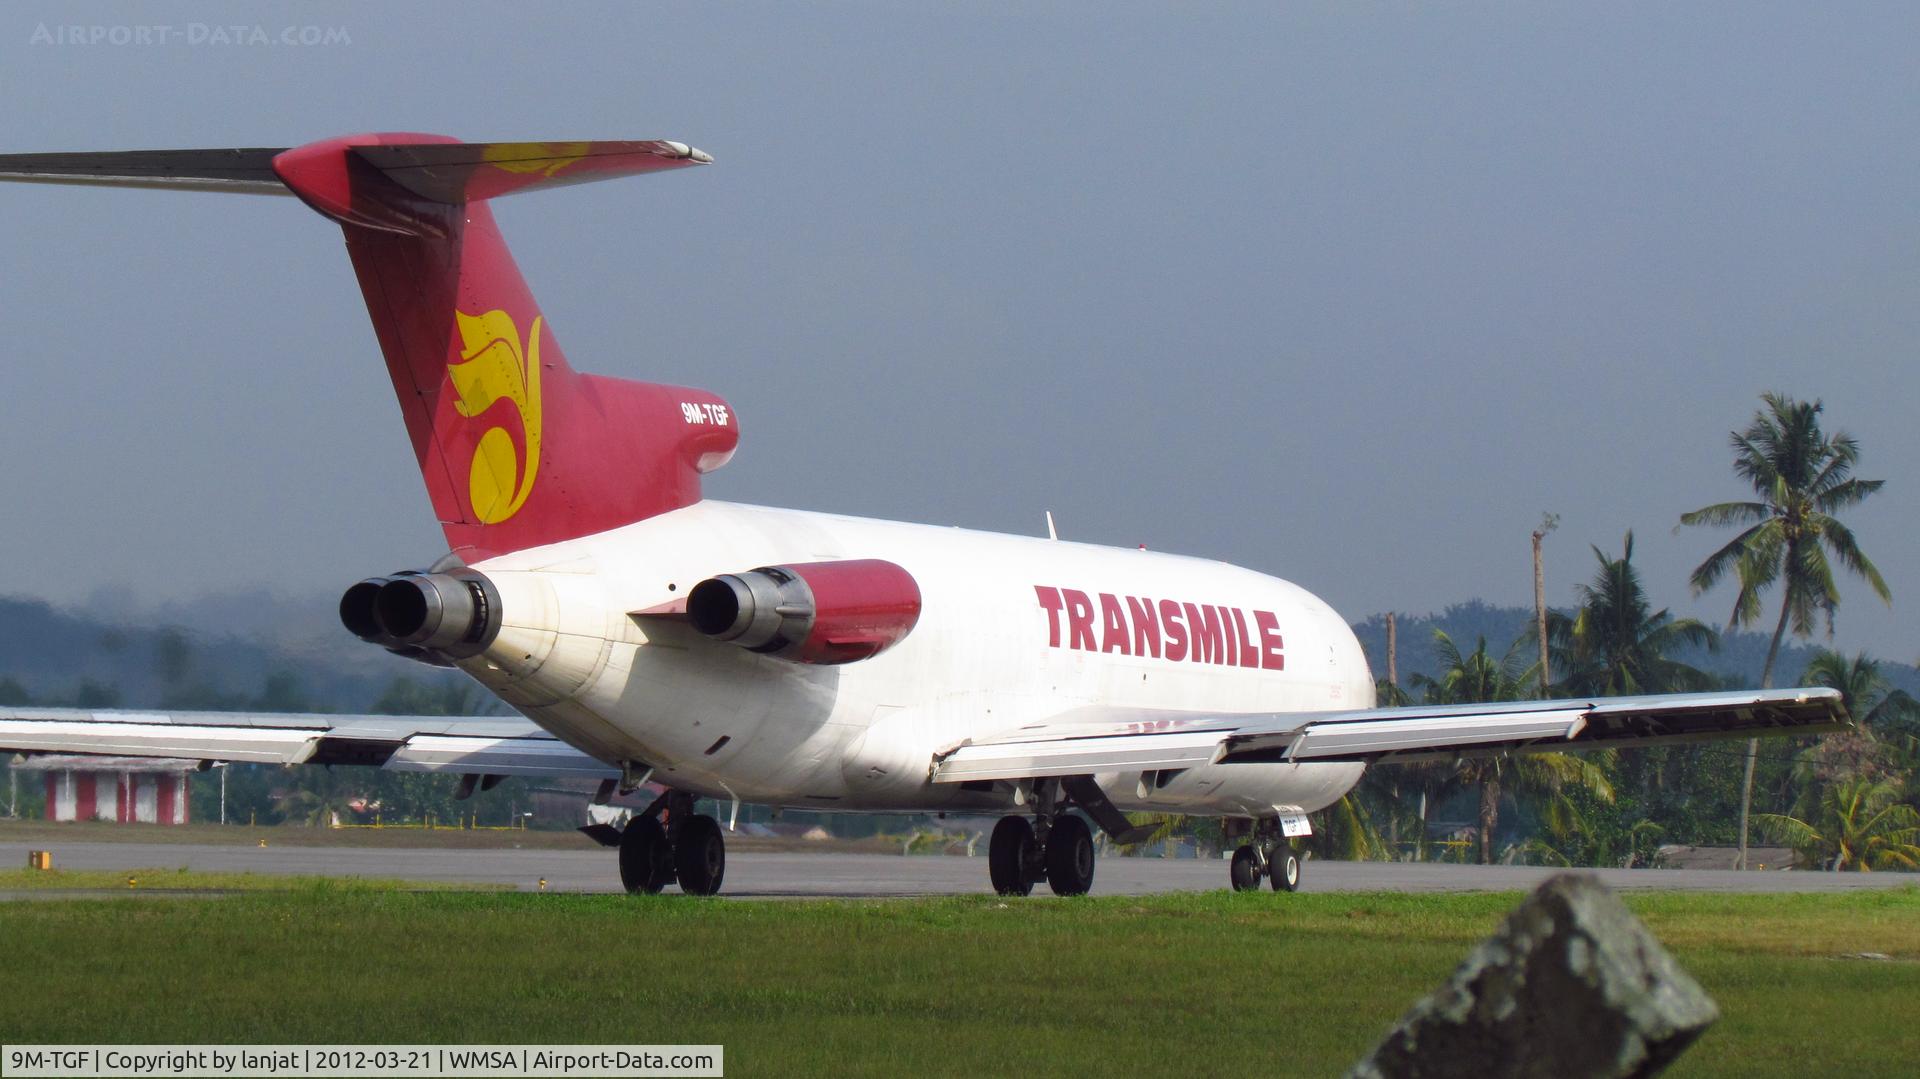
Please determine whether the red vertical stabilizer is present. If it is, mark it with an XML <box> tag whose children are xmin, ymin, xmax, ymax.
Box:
<box><xmin>267</xmin><ymin>134</ymin><xmax>735</xmax><ymax>558</ymax></box>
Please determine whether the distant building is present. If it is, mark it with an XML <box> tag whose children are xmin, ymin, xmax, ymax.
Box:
<box><xmin>14</xmin><ymin>755</ymin><xmax>193</xmax><ymax>824</ymax></box>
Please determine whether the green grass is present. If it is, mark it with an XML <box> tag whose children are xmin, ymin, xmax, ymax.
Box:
<box><xmin>1</xmin><ymin>887</ymin><xmax>1915</xmax><ymax>1077</ymax></box>
<box><xmin>0</xmin><ymin>867</ymin><xmax>509</xmax><ymax>892</ymax></box>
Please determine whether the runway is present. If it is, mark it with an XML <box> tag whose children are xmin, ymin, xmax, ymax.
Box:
<box><xmin>4</xmin><ymin>839</ymin><xmax>1915</xmax><ymax>897</ymax></box>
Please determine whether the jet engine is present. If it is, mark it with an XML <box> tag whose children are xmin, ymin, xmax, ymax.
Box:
<box><xmin>685</xmin><ymin>559</ymin><xmax>921</xmax><ymax>664</ymax></box>
<box><xmin>339</xmin><ymin>568</ymin><xmax>502</xmax><ymax>661</ymax></box>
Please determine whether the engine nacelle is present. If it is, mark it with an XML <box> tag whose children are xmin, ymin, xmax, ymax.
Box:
<box><xmin>685</xmin><ymin>559</ymin><xmax>921</xmax><ymax>665</ymax></box>
<box><xmin>338</xmin><ymin>569</ymin><xmax>502</xmax><ymax>661</ymax></box>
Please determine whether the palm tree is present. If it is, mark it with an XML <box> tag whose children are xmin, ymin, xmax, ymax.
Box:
<box><xmin>1351</xmin><ymin>761</ymin><xmax>1431</xmax><ymax>861</ymax></box>
<box><xmin>1306</xmin><ymin>793</ymin><xmax>1387</xmax><ymax>862</ymax></box>
<box><xmin>1410</xmin><ymin>631</ymin><xmax>1536</xmax><ymax>708</ymax></box>
<box><xmin>1546</xmin><ymin>531</ymin><xmax>1720</xmax><ymax>697</ymax></box>
<box><xmin>1754</xmin><ymin>777</ymin><xmax>1920</xmax><ymax>871</ymax></box>
<box><xmin>1374</xmin><ymin>677</ymin><xmax>1412</xmax><ymax>708</ymax></box>
<box><xmin>1793</xmin><ymin>650</ymin><xmax>1920</xmax><ymax>812</ymax></box>
<box><xmin>1409</xmin><ymin>631</ymin><xmax>1615</xmax><ymax>864</ymax></box>
<box><xmin>1681</xmin><ymin>393</ymin><xmax>1891</xmax><ymax>869</ymax></box>
<box><xmin>1517</xmin><ymin>816</ymin><xmax>1665</xmax><ymax>869</ymax></box>
<box><xmin>1801</xmin><ymin>650</ymin><xmax>1920</xmax><ymax>733</ymax></box>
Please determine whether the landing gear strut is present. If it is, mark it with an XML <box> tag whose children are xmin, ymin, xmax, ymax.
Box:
<box><xmin>1229</xmin><ymin>818</ymin><xmax>1301</xmax><ymax>893</ymax></box>
<box><xmin>987</xmin><ymin>780</ymin><xmax>1097</xmax><ymax>897</ymax></box>
<box><xmin>618</xmin><ymin>790</ymin><xmax>727</xmax><ymax>896</ymax></box>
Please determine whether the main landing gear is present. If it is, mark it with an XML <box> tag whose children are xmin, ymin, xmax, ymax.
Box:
<box><xmin>618</xmin><ymin>790</ymin><xmax>726</xmax><ymax>896</ymax></box>
<box><xmin>988</xmin><ymin>781</ymin><xmax>1098</xmax><ymax>897</ymax></box>
<box><xmin>1228</xmin><ymin>818</ymin><xmax>1301</xmax><ymax>893</ymax></box>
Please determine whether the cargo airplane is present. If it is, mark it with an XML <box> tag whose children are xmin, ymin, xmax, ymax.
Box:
<box><xmin>0</xmin><ymin>135</ymin><xmax>1847</xmax><ymax>896</ymax></box>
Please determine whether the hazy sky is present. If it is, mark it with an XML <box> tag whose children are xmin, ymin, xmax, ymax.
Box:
<box><xmin>1</xmin><ymin>2</ymin><xmax>1915</xmax><ymax>661</ymax></box>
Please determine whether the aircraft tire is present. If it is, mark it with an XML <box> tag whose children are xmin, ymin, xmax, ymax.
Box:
<box><xmin>988</xmin><ymin>815</ymin><xmax>1035</xmax><ymax>896</ymax></box>
<box><xmin>1269</xmin><ymin>844</ymin><xmax>1301</xmax><ymax>893</ymax></box>
<box><xmin>674</xmin><ymin>813</ymin><xmax>727</xmax><ymax>896</ymax></box>
<box><xmin>618</xmin><ymin>816</ymin><xmax>674</xmax><ymax>894</ymax></box>
<box><xmin>1045</xmin><ymin>814</ymin><xmax>1096</xmax><ymax>897</ymax></box>
<box><xmin>1229</xmin><ymin>845</ymin><xmax>1262</xmax><ymax>891</ymax></box>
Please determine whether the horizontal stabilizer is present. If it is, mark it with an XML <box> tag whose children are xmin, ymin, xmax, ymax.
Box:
<box><xmin>0</xmin><ymin>138</ymin><xmax>710</xmax><ymax>205</ymax></box>
<box><xmin>351</xmin><ymin>140</ymin><xmax>711</xmax><ymax>203</ymax></box>
<box><xmin>0</xmin><ymin>147</ymin><xmax>289</xmax><ymax>194</ymax></box>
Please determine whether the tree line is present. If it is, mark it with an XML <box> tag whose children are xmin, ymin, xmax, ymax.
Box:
<box><xmin>1327</xmin><ymin>394</ymin><xmax>1918</xmax><ymax>871</ymax></box>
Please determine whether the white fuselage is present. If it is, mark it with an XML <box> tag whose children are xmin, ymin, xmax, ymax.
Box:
<box><xmin>457</xmin><ymin>501</ymin><xmax>1373</xmax><ymax>819</ymax></box>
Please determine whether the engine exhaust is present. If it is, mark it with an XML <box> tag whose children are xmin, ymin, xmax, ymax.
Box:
<box><xmin>687</xmin><ymin>569</ymin><xmax>804</xmax><ymax>651</ymax></box>
<box><xmin>337</xmin><ymin>569</ymin><xmax>502</xmax><ymax>660</ymax></box>
<box><xmin>685</xmin><ymin>560</ymin><xmax>921</xmax><ymax>664</ymax></box>
<box><xmin>338</xmin><ymin>578</ymin><xmax>389</xmax><ymax>642</ymax></box>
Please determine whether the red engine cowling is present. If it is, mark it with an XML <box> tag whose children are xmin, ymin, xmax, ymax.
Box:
<box><xmin>685</xmin><ymin>559</ymin><xmax>921</xmax><ymax>664</ymax></box>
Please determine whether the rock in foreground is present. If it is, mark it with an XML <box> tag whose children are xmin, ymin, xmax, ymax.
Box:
<box><xmin>1349</xmin><ymin>872</ymin><xmax>1718</xmax><ymax>1079</ymax></box>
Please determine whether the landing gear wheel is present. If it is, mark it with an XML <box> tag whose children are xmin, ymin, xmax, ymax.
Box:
<box><xmin>673</xmin><ymin>814</ymin><xmax>727</xmax><ymax>896</ymax></box>
<box><xmin>618</xmin><ymin>816</ymin><xmax>674</xmax><ymax>894</ymax></box>
<box><xmin>1045</xmin><ymin>814</ymin><xmax>1096</xmax><ymax>897</ymax></box>
<box><xmin>1269</xmin><ymin>844</ymin><xmax>1301</xmax><ymax>893</ymax></box>
<box><xmin>988</xmin><ymin>815</ymin><xmax>1036</xmax><ymax>897</ymax></box>
<box><xmin>1230</xmin><ymin>845</ymin><xmax>1262</xmax><ymax>892</ymax></box>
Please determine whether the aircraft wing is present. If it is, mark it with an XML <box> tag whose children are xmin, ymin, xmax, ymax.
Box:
<box><xmin>930</xmin><ymin>687</ymin><xmax>1849</xmax><ymax>783</ymax></box>
<box><xmin>0</xmin><ymin>707</ymin><xmax>618</xmax><ymax>779</ymax></box>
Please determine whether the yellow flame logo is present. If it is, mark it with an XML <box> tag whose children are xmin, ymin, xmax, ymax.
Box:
<box><xmin>482</xmin><ymin>141</ymin><xmax>591</xmax><ymax>178</ymax></box>
<box><xmin>450</xmin><ymin>309</ymin><xmax>543</xmax><ymax>524</ymax></box>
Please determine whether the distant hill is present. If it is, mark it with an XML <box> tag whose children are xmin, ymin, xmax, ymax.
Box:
<box><xmin>0</xmin><ymin>594</ymin><xmax>476</xmax><ymax>712</ymax></box>
<box><xmin>1352</xmin><ymin>600</ymin><xmax>1920</xmax><ymax>696</ymax></box>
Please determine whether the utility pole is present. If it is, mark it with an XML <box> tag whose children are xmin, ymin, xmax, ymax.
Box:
<box><xmin>1531</xmin><ymin>513</ymin><xmax>1559</xmax><ymax>697</ymax></box>
<box><xmin>1385</xmin><ymin>612</ymin><xmax>1397</xmax><ymax>691</ymax></box>
<box><xmin>1385</xmin><ymin>612</ymin><xmax>1409</xmax><ymax>859</ymax></box>
<box><xmin>1417</xmin><ymin>789</ymin><xmax>1428</xmax><ymax>863</ymax></box>
<box><xmin>1735</xmin><ymin>745</ymin><xmax>1756</xmax><ymax>871</ymax></box>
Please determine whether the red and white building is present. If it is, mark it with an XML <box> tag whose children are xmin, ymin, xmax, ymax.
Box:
<box><xmin>14</xmin><ymin>756</ymin><xmax>193</xmax><ymax>824</ymax></box>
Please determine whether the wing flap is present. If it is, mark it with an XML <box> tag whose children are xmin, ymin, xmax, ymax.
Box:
<box><xmin>930</xmin><ymin>688</ymin><xmax>1848</xmax><ymax>783</ymax></box>
<box><xmin>387</xmin><ymin>735</ymin><xmax>619</xmax><ymax>779</ymax></box>
<box><xmin>1222</xmin><ymin>688</ymin><xmax>1847</xmax><ymax>765</ymax></box>
<box><xmin>0</xmin><ymin>707</ymin><xmax>616</xmax><ymax>779</ymax></box>
<box><xmin>1278</xmin><ymin>709</ymin><xmax>1588</xmax><ymax>762</ymax></box>
<box><xmin>933</xmin><ymin>730</ymin><xmax>1225</xmax><ymax>782</ymax></box>
<box><xmin>0</xmin><ymin>717</ymin><xmax>321</xmax><ymax>764</ymax></box>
